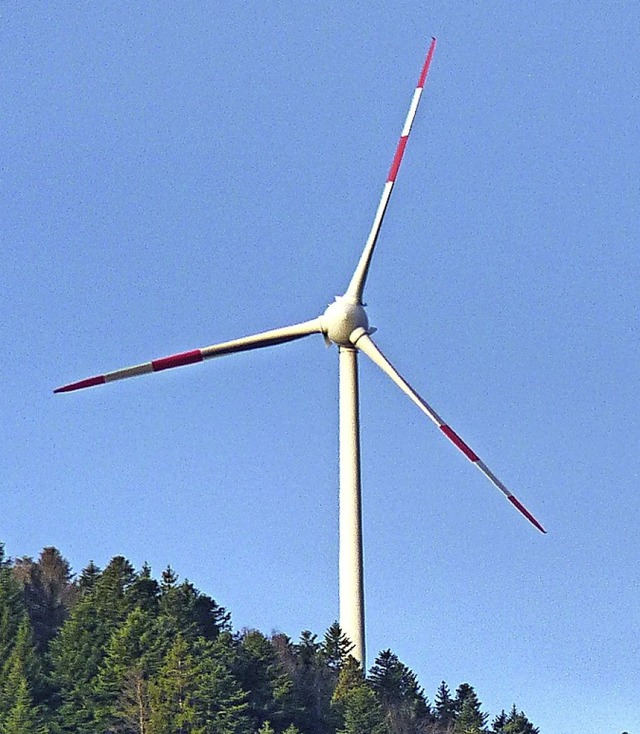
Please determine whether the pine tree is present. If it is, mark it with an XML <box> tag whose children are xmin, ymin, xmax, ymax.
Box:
<box><xmin>93</xmin><ymin>606</ymin><xmax>163</xmax><ymax>731</ymax></box>
<box><xmin>233</xmin><ymin>630</ymin><xmax>294</xmax><ymax>732</ymax></box>
<box><xmin>190</xmin><ymin>637</ymin><xmax>251</xmax><ymax>734</ymax></box>
<box><xmin>148</xmin><ymin>635</ymin><xmax>198</xmax><ymax>734</ymax></box>
<box><xmin>0</xmin><ymin>556</ymin><xmax>26</xmax><ymax>671</ymax></box>
<box><xmin>1</xmin><ymin>617</ymin><xmax>44</xmax><ymax>711</ymax></box>
<box><xmin>77</xmin><ymin>561</ymin><xmax>101</xmax><ymax>595</ymax></box>
<box><xmin>453</xmin><ymin>684</ymin><xmax>487</xmax><ymax>734</ymax></box>
<box><xmin>338</xmin><ymin>684</ymin><xmax>388</xmax><ymax>734</ymax></box>
<box><xmin>369</xmin><ymin>650</ymin><xmax>432</xmax><ymax>734</ymax></box>
<box><xmin>321</xmin><ymin>623</ymin><xmax>355</xmax><ymax>672</ymax></box>
<box><xmin>0</xmin><ymin>557</ymin><xmax>33</xmax><ymax>722</ymax></box>
<box><xmin>331</xmin><ymin>657</ymin><xmax>365</xmax><ymax>708</ymax></box>
<box><xmin>157</xmin><ymin>570</ymin><xmax>229</xmax><ymax>642</ymax></box>
<box><xmin>125</xmin><ymin>563</ymin><xmax>160</xmax><ymax>614</ymax></box>
<box><xmin>1</xmin><ymin>674</ymin><xmax>43</xmax><ymax>734</ymax></box>
<box><xmin>49</xmin><ymin>556</ymin><xmax>138</xmax><ymax>732</ymax></box>
<box><xmin>288</xmin><ymin>630</ymin><xmax>336</xmax><ymax>734</ymax></box>
<box><xmin>503</xmin><ymin>705</ymin><xmax>539</xmax><ymax>734</ymax></box>
<box><xmin>491</xmin><ymin>710</ymin><xmax>507</xmax><ymax>733</ymax></box>
<box><xmin>434</xmin><ymin>681</ymin><xmax>456</xmax><ymax>731</ymax></box>
<box><xmin>13</xmin><ymin>547</ymin><xmax>75</xmax><ymax>652</ymax></box>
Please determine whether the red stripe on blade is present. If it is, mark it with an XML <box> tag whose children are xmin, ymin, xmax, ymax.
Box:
<box><xmin>151</xmin><ymin>349</ymin><xmax>203</xmax><ymax>372</ymax></box>
<box><xmin>54</xmin><ymin>375</ymin><xmax>106</xmax><ymax>393</ymax></box>
<box><xmin>388</xmin><ymin>136</ymin><xmax>408</xmax><ymax>182</ymax></box>
<box><xmin>440</xmin><ymin>424</ymin><xmax>479</xmax><ymax>462</ymax></box>
<box><xmin>508</xmin><ymin>495</ymin><xmax>546</xmax><ymax>533</ymax></box>
<box><xmin>417</xmin><ymin>37</ymin><xmax>437</xmax><ymax>88</ymax></box>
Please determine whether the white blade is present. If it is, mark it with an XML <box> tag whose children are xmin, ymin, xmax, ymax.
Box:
<box><xmin>345</xmin><ymin>38</ymin><xmax>437</xmax><ymax>305</ymax></box>
<box><xmin>351</xmin><ymin>329</ymin><xmax>546</xmax><ymax>533</ymax></box>
<box><xmin>54</xmin><ymin>318</ymin><xmax>323</xmax><ymax>393</ymax></box>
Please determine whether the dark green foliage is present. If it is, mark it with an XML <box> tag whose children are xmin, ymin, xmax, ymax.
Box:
<box><xmin>147</xmin><ymin>634</ymin><xmax>250</xmax><ymax>734</ymax></box>
<box><xmin>125</xmin><ymin>563</ymin><xmax>160</xmax><ymax>614</ymax></box>
<box><xmin>331</xmin><ymin>656</ymin><xmax>364</xmax><ymax>712</ymax></box>
<box><xmin>501</xmin><ymin>705</ymin><xmax>539</xmax><ymax>734</ymax></box>
<box><xmin>12</xmin><ymin>548</ymin><xmax>75</xmax><ymax>653</ymax></box>
<box><xmin>0</xmin><ymin>556</ymin><xmax>45</xmax><ymax>734</ymax></box>
<box><xmin>157</xmin><ymin>568</ymin><xmax>230</xmax><ymax>642</ymax></box>
<box><xmin>492</xmin><ymin>710</ymin><xmax>508</xmax><ymax>733</ymax></box>
<box><xmin>368</xmin><ymin>650</ymin><xmax>433</xmax><ymax>733</ymax></box>
<box><xmin>76</xmin><ymin>561</ymin><xmax>101</xmax><ymax>595</ymax></box>
<box><xmin>188</xmin><ymin>637</ymin><xmax>251</xmax><ymax>734</ymax></box>
<box><xmin>321</xmin><ymin>623</ymin><xmax>355</xmax><ymax>672</ymax></box>
<box><xmin>0</xmin><ymin>544</ymin><xmax>542</xmax><ymax>734</ymax></box>
<box><xmin>453</xmin><ymin>683</ymin><xmax>487</xmax><ymax>734</ymax></box>
<box><xmin>92</xmin><ymin>606</ymin><xmax>162</xmax><ymax>731</ymax></box>
<box><xmin>434</xmin><ymin>681</ymin><xmax>456</xmax><ymax>730</ymax></box>
<box><xmin>338</xmin><ymin>683</ymin><xmax>388</xmax><ymax>734</ymax></box>
<box><xmin>49</xmin><ymin>556</ymin><xmax>138</xmax><ymax>732</ymax></box>
<box><xmin>289</xmin><ymin>630</ymin><xmax>338</xmax><ymax>734</ymax></box>
<box><xmin>233</xmin><ymin>630</ymin><xmax>295</xmax><ymax>732</ymax></box>
<box><xmin>1</xmin><ymin>675</ymin><xmax>44</xmax><ymax>734</ymax></box>
<box><xmin>0</xmin><ymin>555</ymin><xmax>27</xmax><ymax>674</ymax></box>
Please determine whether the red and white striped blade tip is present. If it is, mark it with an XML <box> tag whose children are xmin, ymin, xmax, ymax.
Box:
<box><xmin>54</xmin><ymin>375</ymin><xmax>105</xmax><ymax>393</ymax></box>
<box><xmin>436</xmin><ymin>426</ymin><xmax>545</xmax><ymax>533</ymax></box>
<box><xmin>508</xmin><ymin>496</ymin><xmax>546</xmax><ymax>534</ymax></box>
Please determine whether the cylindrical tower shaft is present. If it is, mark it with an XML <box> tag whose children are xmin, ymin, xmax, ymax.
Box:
<box><xmin>338</xmin><ymin>346</ymin><xmax>365</xmax><ymax>669</ymax></box>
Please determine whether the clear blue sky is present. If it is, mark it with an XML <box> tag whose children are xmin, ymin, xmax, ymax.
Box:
<box><xmin>3</xmin><ymin>4</ymin><xmax>638</xmax><ymax>732</ymax></box>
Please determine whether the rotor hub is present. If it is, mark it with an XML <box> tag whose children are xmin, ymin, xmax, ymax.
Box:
<box><xmin>320</xmin><ymin>297</ymin><xmax>370</xmax><ymax>346</ymax></box>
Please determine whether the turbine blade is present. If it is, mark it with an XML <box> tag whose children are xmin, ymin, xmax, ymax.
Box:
<box><xmin>54</xmin><ymin>318</ymin><xmax>323</xmax><ymax>393</ymax></box>
<box><xmin>351</xmin><ymin>329</ymin><xmax>546</xmax><ymax>533</ymax></box>
<box><xmin>345</xmin><ymin>38</ymin><xmax>437</xmax><ymax>305</ymax></box>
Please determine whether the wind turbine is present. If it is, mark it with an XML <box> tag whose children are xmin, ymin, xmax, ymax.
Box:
<box><xmin>55</xmin><ymin>38</ymin><xmax>545</xmax><ymax>668</ymax></box>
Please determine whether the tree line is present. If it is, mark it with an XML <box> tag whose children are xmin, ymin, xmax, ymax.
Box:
<box><xmin>0</xmin><ymin>543</ymin><xmax>539</xmax><ymax>733</ymax></box>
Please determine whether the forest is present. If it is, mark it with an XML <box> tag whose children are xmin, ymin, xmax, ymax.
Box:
<box><xmin>0</xmin><ymin>543</ymin><xmax>539</xmax><ymax>734</ymax></box>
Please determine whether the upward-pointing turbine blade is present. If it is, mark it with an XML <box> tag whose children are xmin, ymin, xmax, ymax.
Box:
<box><xmin>54</xmin><ymin>318</ymin><xmax>323</xmax><ymax>393</ymax></box>
<box><xmin>350</xmin><ymin>329</ymin><xmax>546</xmax><ymax>533</ymax></box>
<box><xmin>345</xmin><ymin>37</ymin><xmax>437</xmax><ymax>305</ymax></box>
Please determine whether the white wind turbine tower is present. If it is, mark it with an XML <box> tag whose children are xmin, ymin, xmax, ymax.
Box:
<box><xmin>56</xmin><ymin>38</ymin><xmax>545</xmax><ymax>669</ymax></box>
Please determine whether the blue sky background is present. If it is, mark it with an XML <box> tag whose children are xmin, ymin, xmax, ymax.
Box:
<box><xmin>3</xmin><ymin>3</ymin><xmax>639</xmax><ymax>732</ymax></box>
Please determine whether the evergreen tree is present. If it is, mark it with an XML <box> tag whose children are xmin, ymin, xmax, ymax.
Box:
<box><xmin>369</xmin><ymin>650</ymin><xmax>432</xmax><ymax>734</ymax></box>
<box><xmin>76</xmin><ymin>561</ymin><xmax>101</xmax><ymax>595</ymax></box>
<box><xmin>148</xmin><ymin>635</ymin><xmax>198</xmax><ymax>734</ymax></box>
<box><xmin>125</xmin><ymin>563</ymin><xmax>160</xmax><ymax>614</ymax></box>
<box><xmin>452</xmin><ymin>684</ymin><xmax>487</xmax><ymax>734</ymax></box>
<box><xmin>49</xmin><ymin>556</ymin><xmax>138</xmax><ymax>732</ymax></box>
<box><xmin>288</xmin><ymin>630</ymin><xmax>336</xmax><ymax>734</ymax></box>
<box><xmin>320</xmin><ymin>623</ymin><xmax>354</xmax><ymax>672</ymax></box>
<box><xmin>1</xmin><ymin>617</ymin><xmax>44</xmax><ymax>711</ymax></box>
<box><xmin>0</xmin><ymin>556</ymin><xmax>34</xmax><ymax>725</ymax></box>
<box><xmin>491</xmin><ymin>711</ymin><xmax>507</xmax><ymax>733</ymax></box>
<box><xmin>93</xmin><ymin>606</ymin><xmax>163</xmax><ymax>731</ymax></box>
<box><xmin>338</xmin><ymin>683</ymin><xmax>388</xmax><ymax>734</ymax></box>
<box><xmin>331</xmin><ymin>657</ymin><xmax>364</xmax><ymax>709</ymax></box>
<box><xmin>233</xmin><ymin>630</ymin><xmax>294</xmax><ymax>732</ymax></box>
<box><xmin>190</xmin><ymin>637</ymin><xmax>251</xmax><ymax>734</ymax></box>
<box><xmin>434</xmin><ymin>681</ymin><xmax>456</xmax><ymax>730</ymax></box>
<box><xmin>0</xmin><ymin>555</ymin><xmax>26</xmax><ymax>671</ymax></box>
<box><xmin>1</xmin><ymin>675</ymin><xmax>44</xmax><ymax>734</ymax></box>
<box><xmin>503</xmin><ymin>705</ymin><xmax>539</xmax><ymax>734</ymax></box>
<box><xmin>158</xmin><ymin>570</ymin><xmax>229</xmax><ymax>642</ymax></box>
<box><xmin>0</xmin><ymin>543</ymin><xmax>546</xmax><ymax>734</ymax></box>
<box><xmin>13</xmin><ymin>547</ymin><xmax>75</xmax><ymax>652</ymax></box>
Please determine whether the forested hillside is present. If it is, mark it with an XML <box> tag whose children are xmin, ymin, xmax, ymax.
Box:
<box><xmin>0</xmin><ymin>543</ymin><xmax>539</xmax><ymax>733</ymax></box>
